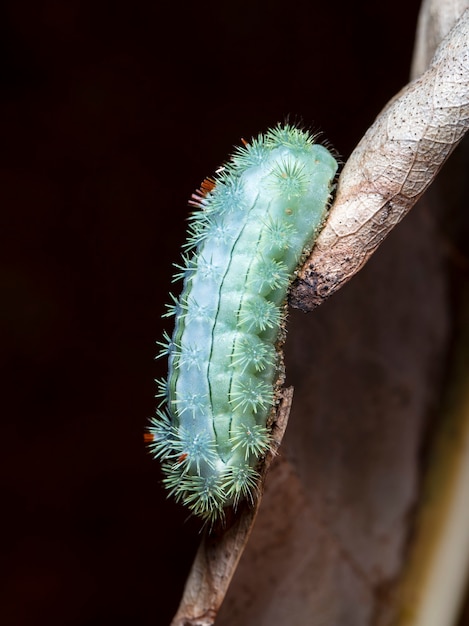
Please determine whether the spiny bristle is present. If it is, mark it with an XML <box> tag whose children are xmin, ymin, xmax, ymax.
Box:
<box><xmin>146</xmin><ymin>411</ymin><xmax>177</xmax><ymax>459</ymax></box>
<box><xmin>162</xmin><ymin>292</ymin><xmax>193</xmax><ymax>323</ymax></box>
<box><xmin>263</xmin><ymin>217</ymin><xmax>297</xmax><ymax>251</ymax></box>
<box><xmin>239</xmin><ymin>298</ymin><xmax>281</xmax><ymax>332</ymax></box>
<box><xmin>154</xmin><ymin>377</ymin><xmax>169</xmax><ymax>403</ymax></box>
<box><xmin>155</xmin><ymin>330</ymin><xmax>174</xmax><ymax>359</ymax></box>
<box><xmin>186</xmin><ymin>206</ymin><xmax>216</xmax><ymax>224</ymax></box>
<box><xmin>229</xmin><ymin>377</ymin><xmax>274</xmax><ymax>413</ymax></box>
<box><xmin>167</xmin><ymin>429</ymin><xmax>217</xmax><ymax>474</ymax></box>
<box><xmin>230</xmin><ymin>137</ymin><xmax>271</xmax><ymax>171</ymax></box>
<box><xmin>172</xmin><ymin>253</ymin><xmax>197</xmax><ymax>283</ymax></box>
<box><xmin>188</xmin><ymin>177</ymin><xmax>217</xmax><ymax>208</ymax></box>
<box><xmin>270</xmin><ymin>158</ymin><xmax>308</xmax><ymax>198</ymax></box>
<box><xmin>200</xmin><ymin>177</ymin><xmax>216</xmax><ymax>195</ymax></box>
<box><xmin>231</xmin><ymin>423</ymin><xmax>271</xmax><ymax>460</ymax></box>
<box><xmin>172</xmin><ymin>391</ymin><xmax>208</xmax><ymax>417</ymax></box>
<box><xmin>224</xmin><ymin>464</ymin><xmax>259</xmax><ymax>506</ymax></box>
<box><xmin>176</xmin><ymin>344</ymin><xmax>204</xmax><ymax>370</ymax></box>
<box><xmin>170</xmin><ymin>293</ymin><xmax>190</xmax><ymax>318</ymax></box>
<box><xmin>197</xmin><ymin>255</ymin><xmax>222</xmax><ymax>281</ymax></box>
<box><xmin>265</xmin><ymin>123</ymin><xmax>316</xmax><ymax>150</ymax></box>
<box><xmin>183</xmin><ymin>220</ymin><xmax>209</xmax><ymax>251</ymax></box>
<box><xmin>184</xmin><ymin>211</ymin><xmax>238</xmax><ymax>251</ymax></box>
<box><xmin>248</xmin><ymin>257</ymin><xmax>290</xmax><ymax>294</ymax></box>
<box><xmin>162</xmin><ymin>292</ymin><xmax>181</xmax><ymax>318</ymax></box>
<box><xmin>202</xmin><ymin>218</ymin><xmax>236</xmax><ymax>246</ymax></box>
<box><xmin>184</xmin><ymin>297</ymin><xmax>214</xmax><ymax>323</ymax></box>
<box><xmin>148</xmin><ymin>416</ymin><xmax>213</xmax><ymax>469</ymax></box>
<box><xmin>166</xmin><ymin>470</ymin><xmax>226</xmax><ymax>520</ymax></box>
<box><xmin>231</xmin><ymin>337</ymin><xmax>276</xmax><ymax>373</ymax></box>
<box><xmin>207</xmin><ymin>176</ymin><xmax>247</xmax><ymax>215</ymax></box>
<box><xmin>159</xmin><ymin>456</ymin><xmax>262</xmax><ymax>520</ymax></box>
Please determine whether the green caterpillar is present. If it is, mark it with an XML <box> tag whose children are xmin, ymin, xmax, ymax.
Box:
<box><xmin>147</xmin><ymin>123</ymin><xmax>337</xmax><ymax>522</ymax></box>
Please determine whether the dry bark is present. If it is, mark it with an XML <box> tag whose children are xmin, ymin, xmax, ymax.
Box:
<box><xmin>291</xmin><ymin>8</ymin><xmax>469</xmax><ymax>311</ymax></box>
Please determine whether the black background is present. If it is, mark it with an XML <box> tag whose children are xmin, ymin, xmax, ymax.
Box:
<box><xmin>1</xmin><ymin>1</ymin><xmax>428</xmax><ymax>624</ymax></box>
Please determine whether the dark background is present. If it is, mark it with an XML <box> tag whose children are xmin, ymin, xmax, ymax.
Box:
<box><xmin>0</xmin><ymin>1</ymin><xmax>434</xmax><ymax>624</ymax></box>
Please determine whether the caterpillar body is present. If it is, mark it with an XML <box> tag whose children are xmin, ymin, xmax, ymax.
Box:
<box><xmin>147</xmin><ymin>123</ymin><xmax>337</xmax><ymax>522</ymax></box>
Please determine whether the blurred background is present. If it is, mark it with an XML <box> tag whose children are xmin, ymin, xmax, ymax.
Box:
<box><xmin>0</xmin><ymin>0</ymin><xmax>437</xmax><ymax>624</ymax></box>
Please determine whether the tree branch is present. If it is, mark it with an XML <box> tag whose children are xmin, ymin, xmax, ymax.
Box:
<box><xmin>291</xmin><ymin>8</ymin><xmax>469</xmax><ymax>311</ymax></box>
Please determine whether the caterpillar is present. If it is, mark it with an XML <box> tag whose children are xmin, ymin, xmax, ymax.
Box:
<box><xmin>146</xmin><ymin>123</ymin><xmax>338</xmax><ymax>523</ymax></box>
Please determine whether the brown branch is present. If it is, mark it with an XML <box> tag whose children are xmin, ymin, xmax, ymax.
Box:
<box><xmin>291</xmin><ymin>8</ymin><xmax>469</xmax><ymax>312</ymax></box>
